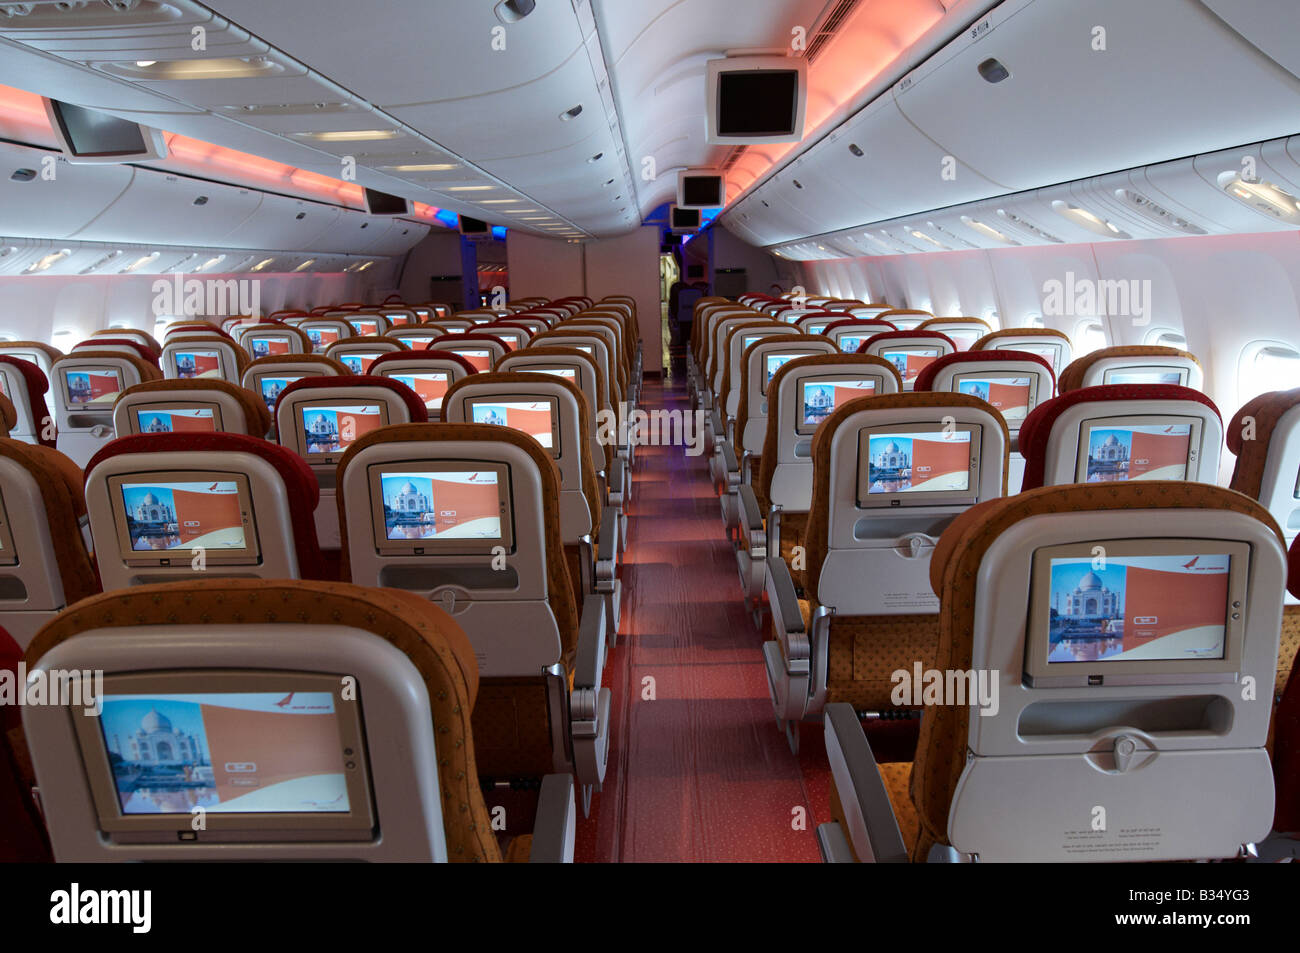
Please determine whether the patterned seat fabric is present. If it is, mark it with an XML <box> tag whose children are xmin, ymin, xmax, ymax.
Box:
<box><xmin>24</xmin><ymin>579</ymin><xmax>504</xmax><ymax>862</ymax></box>
<box><xmin>907</xmin><ymin>481</ymin><xmax>1283</xmax><ymax>862</ymax></box>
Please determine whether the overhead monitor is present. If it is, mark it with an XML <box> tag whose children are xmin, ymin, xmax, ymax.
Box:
<box><xmin>107</xmin><ymin>471</ymin><xmax>261</xmax><ymax>567</ymax></box>
<box><xmin>1077</xmin><ymin>416</ymin><xmax>1201</xmax><ymax>483</ymax></box>
<box><xmin>71</xmin><ymin>671</ymin><xmax>374</xmax><ymax>840</ymax></box>
<box><xmin>677</xmin><ymin>170</ymin><xmax>726</xmax><ymax>209</ymax></box>
<box><xmin>64</xmin><ymin>367</ymin><xmax>123</xmax><ymax>408</ymax></box>
<box><xmin>389</xmin><ymin>372</ymin><xmax>450</xmax><ymax>411</ymax></box>
<box><xmin>173</xmin><ymin>349</ymin><xmax>225</xmax><ymax>380</ymax></box>
<box><xmin>459</xmin><ymin>215</ymin><xmax>491</xmax><ymax>238</ymax></box>
<box><xmin>367</xmin><ymin>462</ymin><xmax>512</xmax><ymax>555</ymax></box>
<box><xmin>798</xmin><ymin>377</ymin><xmax>878</xmax><ymax>434</ymax></box>
<box><xmin>1024</xmin><ymin>540</ymin><xmax>1249</xmax><ymax>687</ymax></box>
<box><xmin>1101</xmin><ymin>365</ymin><xmax>1189</xmax><ymax>386</ymax></box>
<box><xmin>44</xmin><ymin>98</ymin><xmax>168</xmax><ymax>164</ymax></box>
<box><xmin>465</xmin><ymin>395</ymin><xmax>560</xmax><ymax>458</ymax></box>
<box><xmin>134</xmin><ymin>405</ymin><xmax>221</xmax><ymax>435</ymax></box>
<box><xmin>856</xmin><ymin>423</ymin><xmax>982</xmax><ymax>507</ymax></box>
<box><xmin>705</xmin><ymin>56</ymin><xmax>807</xmax><ymax>145</ymax></box>
<box><xmin>364</xmin><ymin>188</ymin><xmax>410</xmax><ymax>216</ymax></box>
<box><xmin>670</xmin><ymin>206</ymin><xmax>702</xmax><ymax>234</ymax></box>
<box><xmin>953</xmin><ymin>372</ymin><xmax>1039</xmax><ymax>424</ymax></box>
<box><xmin>879</xmin><ymin>347</ymin><xmax>940</xmax><ymax>384</ymax></box>
<box><xmin>295</xmin><ymin>401</ymin><xmax>389</xmax><ymax>465</ymax></box>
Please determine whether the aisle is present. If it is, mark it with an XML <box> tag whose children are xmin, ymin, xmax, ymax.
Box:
<box><xmin>575</xmin><ymin>374</ymin><xmax>832</xmax><ymax>862</ymax></box>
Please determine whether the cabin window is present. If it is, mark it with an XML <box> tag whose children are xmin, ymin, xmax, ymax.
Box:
<box><xmin>1072</xmin><ymin>320</ymin><xmax>1107</xmax><ymax>355</ymax></box>
<box><xmin>1237</xmin><ymin>341</ymin><xmax>1300</xmax><ymax>406</ymax></box>
<box><xmin>1144</xmin><ymin>327</ymin><xmax>1187</xmax><ymax>349</ymax></box>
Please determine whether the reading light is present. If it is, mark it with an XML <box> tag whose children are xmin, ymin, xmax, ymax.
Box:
<box><xmin>251</xmin><ymin>258</ymin><xmax>277</xmax><ymax>272</ymax></box>
<box><xmin>1216</xmin><ymin>173</ymin><xmax>1300</xmax><ymax>223</ymax></box>
<box><xmin>1050</xmin><ymin>200</ymin><xmax>1132</xmax><ymax>239</ymax></box>
<box><xmin>380</xmin><ymin>162</ymin><xmax>456</xmax><ymax>172</ymax></box>
<box><xmin>291</xmin><ymin>129</ymin><xmax>400</xmax><ymax>142</ymax></box>
<box><xmin>560</xmin><ymin>105</ymin><xmax>583</xmax><ymax>121</ymax></box>
<box><xmin>135</xmin><ymin>60</ymin><xmax>156</xmax><ymax>68</ymax></box>
<box><xmin>119</xmin><ymin>252</ymin><xmax>160</xmax><ymax>274</ymax></box>
<box><xmin>108</xmin><ymin>57</ymin><xmax>283</xmax><ymax>80</ymax></box>
<box><xmin>444</xmin><ymin>185</ymin><xmax>494</xmax><ymax>192</ymax></box>
<box><xmin>194</xmin><ymin>255</ymin><xmax>226</xmax><ymax>273</ymax></box>
<box><xmin>978</xmin><ymin>57</ymin><xmax>1010</xmax><ymax>83</ymax></box>
<box><xmin>293</xmin><ymin>259</ymin><xmax>317</xmax><ymax>272</ymax></box>
<box><xmin>23</xmin><ymin>249</ymin><xmax>70</xmax><ymax>274</ymax></box>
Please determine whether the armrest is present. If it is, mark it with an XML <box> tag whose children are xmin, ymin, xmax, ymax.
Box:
<box><xmin>766</xmin><ymin>503</ymin><xmax>783</xmax><ymax>558</ymax></box>
<box><xmin>822</xmin><ymin>703</ymin><xmax>909</xmax><ymax>863</ymax></box>
<box><xmin>595</xmin><ymin>505</ymin><xmax>619</xmax><ymax>591</ymax></box>
<box><xmin>765</xmin><ymin>556</ymin><xmax>808</xmax><ymax>670</ymax></box>
<box><xmin>528</xmin><ymin>773</ymin><xmax>576</xmax><ymax>863</ymax></box>
<box><xmin>742</xmin><ymin>451</ymin><xmax>755</xmax><ymax>484</ymax></box>
<box><xmin>720</xmin><ymin>442</ymin><xmax>739</xmax><ymax>478</ymax></box>
<box><xmin>607</xmin><ymin>456</ymin><xmax>626</xmax><ymax>507</ymax></box>
<box><xmin>709</xmin><ymin>406</ymin><xmax>724</xmax><ymax>438</ymax></box>
<box><xmin>572</xmin><ymin>594</ymin><xmax>607</xmax><ymax>693</ymax></box>
<box><xmin>736</xmin><ymin>484</ymin><xmax>766</xmax><ymax>557</ymax></box>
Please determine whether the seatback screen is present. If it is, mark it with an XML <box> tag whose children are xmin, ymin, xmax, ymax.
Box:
<box><xmin>120</xmin><ymin>480</ymin><xmax>247</xmax><ymax>551</ymax></box>
<box><xmin>1104</xmin><ymin>367</ymin><xmax>1187</xmax><ymax>386</ymax></box>
<box><xmin>391</xmin><ymin>372</ymin><xmax>449</xmax><ymax>410</ymax></box>
<box><xmin>96</xmin><ymin>692</ymin><xmax>351</xmax><ymax>814</ymax></box>
<box><xmin>349</xmin><ymin>320</ymin><xmax>379</xmax><ymax>336</ymax></box>
<box><xmin>304</xmin><ymin>328</ymin><xmax>340</xmax><ymax>350</ymax></box>
<box><xmin>1083</xmin><ymin>423</ymin><xmax>1193</xmax><ymax>482</ymax></box>
<box><xmin>259</xmin><ymin>376</ymin><xmax>303</xmax><ymax>410</ymax></box>
<box><xmin>764</xmin><ymin>353</ymin><xmax>803</xmax><ymax>390</ymax></box>
<box><xmin>452</xmin><ymin>349</ymin><xmax>492</xmax><ymax>372</ymax></box>
<box><xmin>528</xmin><ymin>366</ymin><xmax>577</xmax><ymax>381</ymax></box>
<box><xmin>174</xmin><ymin>350</ymin><xmax>222</xmax><ymax>379</ymax></box>
<box><xmin>379</xmin><ymin>470</ymin><xmax>501</xmax><ymax>540</ymax></box>
<box><xmin>248</xmin><ymin>336</ymin><xmax>291</xmax><ymax>359</ymax></box>
<box><xmin>395</xmin><ymin>337</ymin><xmax>433</xmax><ymax>351</ymax></box>
<box><xmin>1044</xmin><ymin>554</ymin><xmax>1230</xmax><ymax>663</ymax></box>
<box><xmin>339</xmin><ymin>353</ymin><xmax>382</xmax><ymax>374</ymax></box>
<box><xmin>956</xmin><ymin>375</ymin><xmax>1036</xmax><ymax>422</ymax></box>
<box><xmin>800</xmin><ymin>379</ymin><xmax>877</xmax><ymax>431</ymax></box>
<box><xmin>135</xmin><ymin>408</ymin><xmax>217</xmax><ymax>434</ymax></box>
<box><xmin>467</xmin><ymin>398</ymin><xmax>559</xmax><ymax>456</ymax></box>
<box><xmin>880</xmin><ymin>348</ymin><xmax>940</xmax><ymax>384</ymax></box>
<box><xmin>837</xmin><ymin>334</ymin><xmax>865</xmax><ymax>353</ymax></box>
<box><xmin>300</xmin><ymin>404</ymin><xmax>385</xmax><ymax>454</ymax></box>
<box><xmin>65</xmin><ymin>367</ymin><xmax>123</xmax><ymax>407</ymax></box>
<box><xmin>864</xmin><ymin>430</ymin><xmax>972</xmax><ymax>494</ymax></box>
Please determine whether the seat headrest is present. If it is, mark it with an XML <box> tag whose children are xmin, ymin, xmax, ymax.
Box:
<box><xmin>0</xmin><ymin>438</ymin><xmax>98</xmax><ymax>604</ymax></box>
<box><xmin>912</xmin><ymin>349</ymin><xmax>1056</xmax><ymax>393</ymax></box>
<box><xmin>75</xmin><ymin>339</ymin><xmax>161</xmax><ymax>364</ymax></box>
<box><xmin>24</xmin><ymin>577</ymin><xmax>500</xmax><ymax>862</ymax></box>
<box><xmin>1227</xmin><ymin>387</ymin><xmax>1300</xmax><ymax>455</ymax></box>
<box><xmin>861</xmin><ymin>330</ymin><xmax>957</xmax><ymax>352</ymax></box>
<box><xmin>244</xmin><ymin>353</ymin><xmax>348</xmax><ymax>375</ymax></box>
<box><xmin>1058</xmin><ymin>345</ymin><xmax>1201</xmax><ymax>393</ymax></box>
<box><xmin>115</xmin><ymin>377</ymin><xmax>273</xmax><ymax>436</ymax></box>
<box><xmin>277</xmin><ymin>375</ymin><xmax>430</xmax><ymax>423</ymax></box>
<box><xmin>0</xmin><ymin>354</ymin><xmax>51</xmax><ymax>405</ymax></box>
<box><xmin>971</xmin><ymin>327</ymin><xmax>1071</xmax><ymax>350</ymax></box>
<box><xmin>1018</xmin><ymin>383</ymin><xmax>1220</xmax><ymax>490</ymax></box>
<box><xmin>85</xmin><ymin>433</ymin><xmax>324</xmax><ymax>579</ymax></box>
<box><xmin>0</xmin><ymin>394</ymin><xmax>15</xmax><ymax>436</ymax></box>
<box><xmin>823</xmin><ymin>319</ymin><xmax>897</xmax><ymax>336</ymax></box>
<box><xmin>56</xmin><ymin>349</ymin><xmax>162</xmax><ymax>383</ymax></box>
<box><xmin>368</xmin><ymin>350</ymin><xmax>477</xmax><ymax>376</ymax></box>
<box><xmin>0</xmin><ymin>341</ymin><xmax>63</xmax><ymax>364</ymax></box>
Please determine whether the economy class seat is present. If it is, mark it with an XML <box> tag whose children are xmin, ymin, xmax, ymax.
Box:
<box><xmin>1057</xmin><ymin>344</ymin><xmax>1204</xmax><ymax>393</ymax></box>
<box><xmin>20</xmin><ymin>579</ymin><xmax>575</xmax><ymax>862</ymax></box>
<box><xmin>556</xmin><ymin>318</ymin><xmax>630</xmax><ymax>400</ymax></box>
<box><xmin>381</xmin><ymin>307</ymin><xmax>418</xmax><ymax>328</ymax></box>
<box><xmin>0</xmin><ymin>437</ymin><xmax>100</xmax><ymax>648</ymax></box>
<box><xmin>913</xmin><ymin>350</ymin><xmax>1056</xmax><ymax>493</ymax></box>
<box><xmin>915</xmin><ymin>317</ymin><xmax>994</xmax><ymax>351</ymax></box>
<box><xmin>51</xmin><ymin>348</ymin><xmax>162</xmax><ymax>468</ymax></box>
<box><xmin>298</xmin><ymin>318</ymin><xmax>355</xmax><ymax>352</ymax></box>
<box><xmin>0</xmin><ymin>622</ymin><xmax>52</xmax><ymax>862</ymax></box>
<box><xmin>70</xmin><ymin>338</ymin><xmax>160</xmax><ymax>366</ymax></box>
<box><xmin>326</xmin><ymin>335</ymin><xmax>407</xmax><ymax>374</ymax></box>
<box><xmin>0</xmin><ymin>355</ymin><xmax>53</xmax><ymax>445</ymax></box>
<box><xmin>429</xmin><ymin>334</ymin><xmax>510</xmax><ymax>373</ymax></box>
<box><xmin>113</xmin><ymin>378</ymin><xmax>272</xmax><ymax>438</ymax></box>
<box><xmin>823</xmin><ymin>319</ymin><xmax>897</xmax><ymax>354</ymax></box>
<box><xmin>83</xmin><ymin>432</ymin><xmax>326</xmax><ymax>589</ymax></box>
<box><xmin>344</xmin><ymin>312</ymin><xmax>391</xmax><ymax>338</ymax></box>
<box><xmin>971</xmin><ymin>326</ymin><xmax>1073</xmax><ymax>378</ymax></box>
<box><xmin>0</xmin><ymin>340</ymin><xmax>62</xmax><ymax>384</ymax></box>
<box><xmin>443</xmin><ymin>371</ymin><xmax>620</xmax><ymax>640</ymax></box>
<box><xmin>386</xmin><ymin>325</ymin><xmax>446</xmax><ymax>351</ymax></box>
<box><xmin>422</xmin><ymin>317</ymin><xmax>476</xmax><ymax>335</ymax></box>
<box><xmin>160</xmin><ymin>333</ymin><xmax>251</xmax><ymax>385</ymax></box>
<box><xmin>274</xmin><ymin>375</ymin><xmax>429</xmax><ymax>552</ymax></box>
<box><xmin>1018</xmin><ymin>383</ymin><xmax>1223</xmax><ymax>490</ymax></box>
<box><xmin>735</xmin><ymin>354</ymin><xmax>902</xmax><ymax>613</ymax></box>
<box><xmin>793</xmin><ymin>312</ymin><xmax>840</xmax><ymax>335</ymax></box>
<box><xmin>235</xmin><ymin>322</ymin><xmax>314</xmax><ymax>359</ymax></box>
<box><xmin>848</xmin><ymin>304</ymin><xmax>896</xmax><ymax>319</ymax></box>
<box><xmin>818</xmin><ymin>482</ymin><xmax>1286</xmax><ymax>863</ymax></box>
<box><xmin>499</xmin><ymin>315</ymin><xmax>549</xmax><ymax>338</ymax></box>
<box><xmin>0</xmin><ymin>393</ymin><xmax>15</xmax><ymax>438</ymax></box>
<box><xmin>764</xmin><ymin>392</ymin><xmax>1008</xmax><ymax>754</ymax></box>
<box><xmin>89</xmin><ymin>327</ymin><xmax>161</xmax><ymax>351</ymax></box>
<box><xmin>529</xmin><ymin>329</ymin><xmax>628</xmax><ymax>463</ymax></box>
<box><xmin>240</xmin><ymin>353</ymin><xmax>348</xmax><ymax>421</ymax></box>
<box><xmin>369</xmin><ymin>350</ymin><xmax>477</xmax><ymax>421</ymax></box>
<box><xmin>479</xmin><ymin>322</ymin><xmax>530</xmax><ymax>351</ymax></box>
<box><xmin>716</xmin><ymin>331</ymin><xmax>833</xmax><ymax>533</ymax></box>
<box><xmin>703</xmin><ymin>313</ymin><xmax>773</xmax><ymax>422</ymax></box>
<box><xmin>860</xmin><ymin>330</ymin><xmax>957</xmax><ymax>391</ymax></box>
<box><xmin>1227</xmin><ymin>387</ymin><xmax>1300</xmax><ymax>689</ymax></box>
<box><xmin>336</xmin><ymin>423</ymin><xmax>611</xmax><ymax>813</ymax></box>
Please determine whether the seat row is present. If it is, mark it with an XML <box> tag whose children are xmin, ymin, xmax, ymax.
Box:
<box><xmin>693</xmin><ymin>291</ymin><xmax>1299</xmax><ymax>861</ymax></box>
